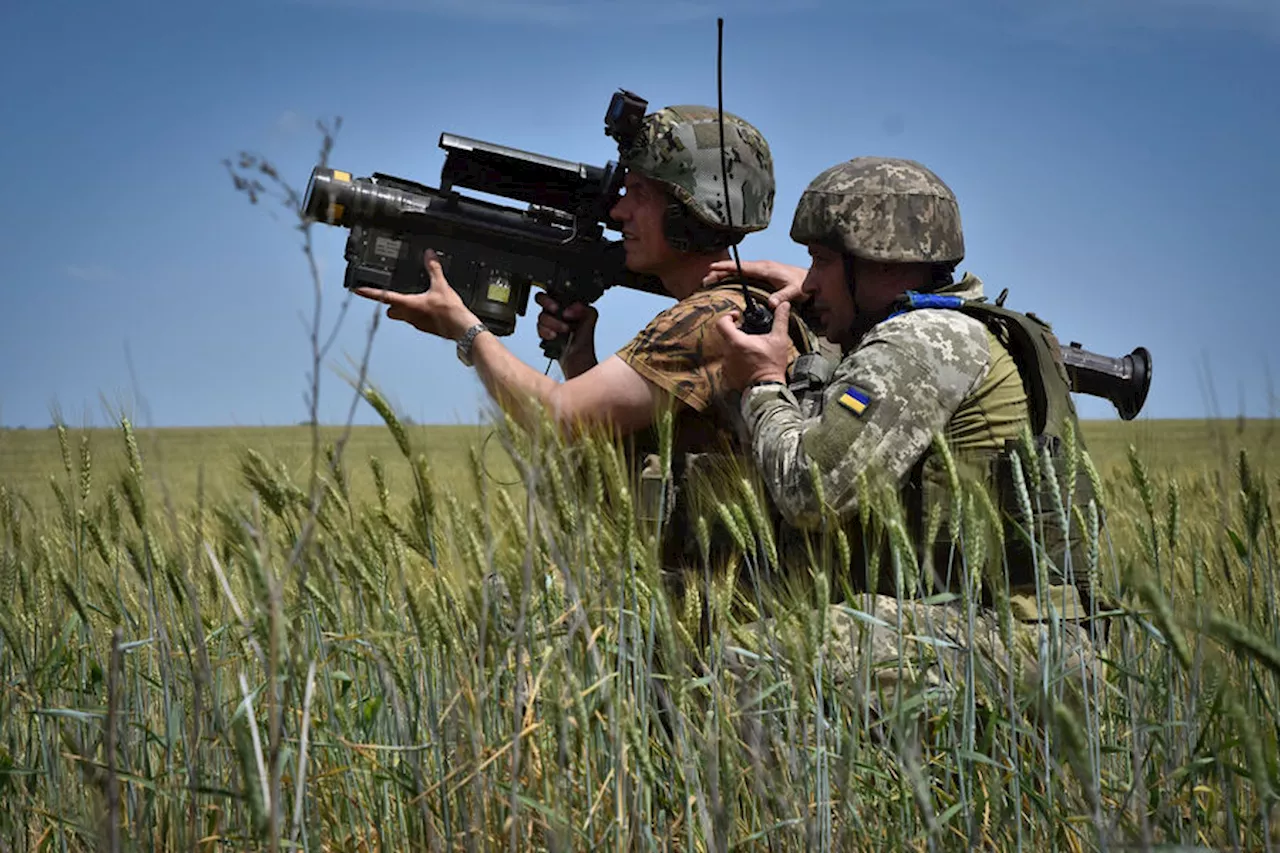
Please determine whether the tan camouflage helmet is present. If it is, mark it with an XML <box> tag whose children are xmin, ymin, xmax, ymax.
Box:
<box><xmin>620</xmin><ymin>105</ymin><xmax>775</xmax><ymax>234</ymax></box>
<box><xmin>790</xmin><ymin>157</ymin><xmax>965</xmax><ymax>264</ymax></box>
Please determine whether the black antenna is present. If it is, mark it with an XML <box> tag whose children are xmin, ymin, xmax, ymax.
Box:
<box><xmin>717</xmin><ymin>17</ymin><xmax>772</xmax><ymax>335</ymax></box>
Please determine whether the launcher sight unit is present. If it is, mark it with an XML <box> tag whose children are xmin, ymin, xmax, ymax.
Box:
<box><xmin>302</xmin><ymin>88</ymin><xmax>657</xmax><ymax>358</ymax></box>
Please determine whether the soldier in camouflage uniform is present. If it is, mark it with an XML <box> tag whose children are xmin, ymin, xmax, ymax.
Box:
<box><xmin>353</xmin><ymin>103</ymin><xmax>813</xmax><ymax>571</ymax></box>
<box><xmin>714</xmin><ymin>157</ymin><xmax>1102</xmax><ymax>703</ymax></box>
<box><xmin>532</xmin><ymin>103</ymin><xmax>794</xmax><ymax>458</ymax></box>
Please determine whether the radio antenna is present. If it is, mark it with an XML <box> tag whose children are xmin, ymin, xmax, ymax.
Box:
<box><xmin>717</xmin><ymin>17</ymin><xmax>772</xmax><ymax>335</ymax></box>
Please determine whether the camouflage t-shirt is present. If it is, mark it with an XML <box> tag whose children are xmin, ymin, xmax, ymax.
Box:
<box><xmin>617</xmin><ymin>279</ymin><xmax>802</xmax><ymax>457</ymax></box>
<box><xmin>617</xmin><ymin>278</ymin><xmax>808</xmax><ymax>576</ymax></box>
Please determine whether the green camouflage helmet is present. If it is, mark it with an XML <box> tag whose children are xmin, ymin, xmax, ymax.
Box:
<box><xmin>620</xmin><ymin>105</ymin><xmax>775</xmax><ymax>234</ymax></box>
<box><xmin>790</xmin><ymin>157</ymin><xmax>965</xmax><ymax>264</ymax></box>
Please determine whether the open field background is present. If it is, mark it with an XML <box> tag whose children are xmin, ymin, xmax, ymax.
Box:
<box><xmin>3</xmin><ymin>417</ymin><xmax>1276</xmax><ymax>516</ymax></box>
<box><xmin>0</xmin><ymin>423</ymin><xmax>521</xmax><ymax>517</ymax></box>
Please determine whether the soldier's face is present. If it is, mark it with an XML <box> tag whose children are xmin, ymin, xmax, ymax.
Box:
<box><xmin>803</xmin><ymin>245</ymin><xmax>857</xmax><ymax>346</ymax></box>
<box><xmin>610</xmin><ymin>172</ymin><xmax>680</xmax><ymax>275</ymax></box>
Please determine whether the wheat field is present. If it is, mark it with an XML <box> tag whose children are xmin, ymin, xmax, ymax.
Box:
<box><xmin>1</xmin><ymin>407</ymin><xmax>1278</xmax><ymax>851</ymax></box>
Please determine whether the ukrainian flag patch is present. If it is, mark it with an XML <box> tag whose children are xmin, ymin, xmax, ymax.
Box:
<box><xmin>837</xmin><ymin>385</ymin><xmax>871</xmax><ymax>416</ymax></box>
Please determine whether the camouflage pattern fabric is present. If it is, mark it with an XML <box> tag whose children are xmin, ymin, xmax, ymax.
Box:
<box><xmin>790</xmin><ymin>156</ymin><xmax>964</xmax><ymax>264</ymax></box>
<box><xmin>618</xmin><ymin>281</ymin><xmax>810</xmax><ymax>576</ymax></box>
<box><xmin>739</xmin><ymin>274</ymin><xmax>991</xmax><ymax>529</ymax></box>
<box><xmin>727</xmin><ymin>596</ymin><xmax>1102</xmax><ymax>714</ymax></box>
<box><xmin>619</xmin><ymin>281</ymin><xmax>803</xmax><ymax>455</ymax></box>
<box><xmin>621</xmin><ymin>105</ymin><xmax>775</xmax><ymax>234</ymax></box>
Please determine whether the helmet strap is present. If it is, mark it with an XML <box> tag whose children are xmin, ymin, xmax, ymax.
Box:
<box><xmin>839</xmin><ymin>257</ymin><xmax>961</xmax><ymax>346</ymax></box>
<box><xmin>842</xmin><ymin>253</ymin><xmax>859</xmax><ymax>303</ymax></box>
<box><xmin>842</xmin><ymin>253</ymin><xmax>894</xmax><ymax>347</ymax></box>
<box><xmin>663</xmin><ymin>199</ymin><xmax>740</xmax><ymax>254</ymax></box>
<box><xmin>929</xmin><ymin>261</ymin><xmax>959</xmax><ymax>291</ymax></box>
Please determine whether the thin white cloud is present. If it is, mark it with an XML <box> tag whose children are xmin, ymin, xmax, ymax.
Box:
<box><xmin>973</xmin><ymin>0</ymin><xmax>1279</xmax><ymax>44</ymax></box>
<box><xmin>1099</xmin><ymin>0</ymin><xmax>1277</xmax><ymax>33</ymax></box>
<box><xmin>284</xmin><ymin>0</ymin><xmax>812</xmax><ymax>26</ymax></box>
<box><xmin>63</xmin><ymin>264</ymin><xmax>119</xmax><ymax>283</ymax></box>
<box><xmin>274</xmin><ymin>109</ymin><xmax>305</xmax><ymax>134</ymax></box>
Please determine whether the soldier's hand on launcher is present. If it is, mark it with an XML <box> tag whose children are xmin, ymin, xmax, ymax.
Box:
<box><xmin>703</xmin><ymin>259</ymin><xmax>809</xmax><ymax>309</ymax></box>
<box><xmin>534</xmin><ymin>293</ymin><xmax>598</xmax><ymax>354</ymax></box>
<box><xmin>353</xmin><ymin>249</ymin><xmax>481</xmax><ymax>341</ymax></box>
<box><xmin>715</xmin><ymin>301</ymin><xmax>792</xmax><ymax>391</ymax></box>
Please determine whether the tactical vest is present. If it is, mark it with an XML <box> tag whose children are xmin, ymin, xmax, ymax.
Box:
<box><xmin>857</xmin><ymin>291</ymin><xmax>1104</xmax><ymax>622</ymax></box>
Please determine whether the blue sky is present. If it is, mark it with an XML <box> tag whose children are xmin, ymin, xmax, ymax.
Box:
<box><xmin>2</xmin><ymin>0</ymin><xmax>1277</xmax><ymax>429</ymax></box>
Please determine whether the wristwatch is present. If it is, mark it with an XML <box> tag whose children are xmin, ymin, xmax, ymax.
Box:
<box><xmin>456</xmin><ymin>322</ymin><xmax>489</xmax><ymax>367</ymax></box>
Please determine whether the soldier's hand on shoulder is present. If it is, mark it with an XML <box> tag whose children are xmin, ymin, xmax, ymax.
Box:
<box><xmin>703</xmin><ymin>259</ymin><xmax>809</xmax><ymax>309</ymax></box>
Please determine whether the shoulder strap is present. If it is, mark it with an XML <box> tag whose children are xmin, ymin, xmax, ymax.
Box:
<box><xmin>957</xmin><ymin>301</ymin><xmax>1076</xmax><ymax>439</ymax></box>
<box><xmin>889</xmin><ymin>290</ymin><xmax>1076</xmax><ymax>439</ymax></box>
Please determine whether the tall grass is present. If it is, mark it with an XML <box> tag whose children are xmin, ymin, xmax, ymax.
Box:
<box><xmin>1</xmin><ymin>398</ymin><xmax>1278</xmax><ymax>851</ymax></box>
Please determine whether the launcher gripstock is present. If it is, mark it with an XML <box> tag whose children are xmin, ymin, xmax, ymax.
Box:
<box><xmin>1061</xmin><ymin>341</ymin><xmax>1152</xmax><ymax>420</ymax></box>
<box><xmin>301</xmin><ymin>88</ymin><xmax>663</xmax><ymax>357</ymax></box>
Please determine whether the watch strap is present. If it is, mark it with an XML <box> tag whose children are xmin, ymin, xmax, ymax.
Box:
<box><xmin>456</xmin><ymin>322</ymin><xmax>489</xmax><ymax>366</ymax></box>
